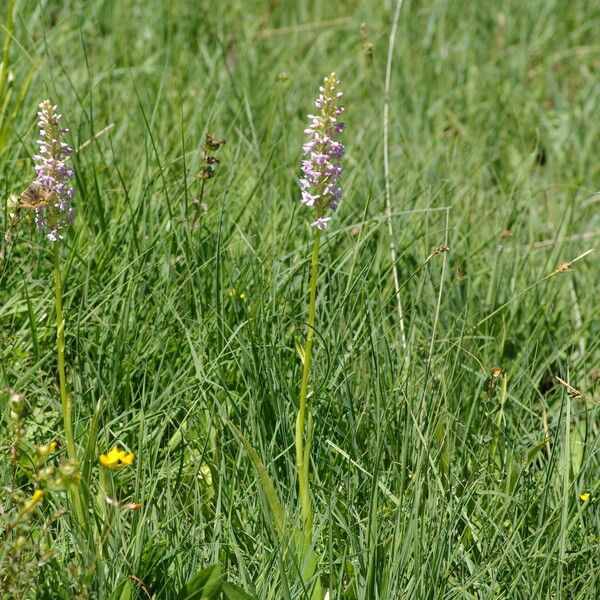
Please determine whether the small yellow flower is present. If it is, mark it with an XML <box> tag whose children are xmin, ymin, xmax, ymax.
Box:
<box><xmin>99</xmin><ymin>447</ymin><xmax>135</xmax><ymax>469</ymax></box>
<box><xmin>21</xmin><ymin>489</ymin><xmax>45</xmax><ymax>515</ymax></box>
<box><xmin>31</xmin><ymin>489</ymin><xmax>45</xmax><ymax>504</ymax></box>
<box><xmin>239</xmin><ymin>293</ymin><xmax>246</xmax><ymax>299</ymax></box>
<box><xmin>579</xmin><ymin>492</ymin><xmax>590</xmax><ymax>502</ymax></box>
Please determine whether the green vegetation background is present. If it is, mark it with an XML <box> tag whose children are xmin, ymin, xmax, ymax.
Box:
<box><xmin>1</xmin><ymin>0</ymin><xmax>599</xmax><ymax>597</ymax></box>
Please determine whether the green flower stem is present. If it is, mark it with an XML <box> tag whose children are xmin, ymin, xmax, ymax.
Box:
<box><xmin>53</xmin><ymin>243</ymin><xmax>86</xmax><ymax>531</ymax></box>
<box><xmin>98</xmin><ymin>467</ymin><xmax>115</xmax><ymax>543</ymax></box>
<box><xmin>296</xmin><ymin>228</ymin><xmax>321</xmax><ymax>540</ymax></box>
<box><xmin>54</xmin><ymin>243</ymin><xmax>76</xmax><ymax>460</ymax></box>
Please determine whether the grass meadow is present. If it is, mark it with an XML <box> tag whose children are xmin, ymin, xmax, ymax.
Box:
<box><xmin>1</xmin><ymin>0</ymin><xmax>599</xmax><ymax>598</ymax></box>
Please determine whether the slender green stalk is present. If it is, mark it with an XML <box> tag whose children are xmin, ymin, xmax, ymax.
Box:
<box><xmin>53</xmin><ymin>244</ymin><xmax>87</xmax><ymax>532</ymax></box>
<box><xmin>53</xmin><ymin>243</ymin><xmax>76</xmax><ymax>460</ymax></box>
<box><xmin>295</xmin><ymin>229</ymin><xmax>321</xmax><ymax>539</ymax></box>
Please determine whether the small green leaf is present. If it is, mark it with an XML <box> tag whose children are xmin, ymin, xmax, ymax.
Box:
<box><xmin>222</xmin><ymin>581</ymin><xmax>256</xmax><ymax>600</ymax></box>
<box><xmin>108</xmin><ymin>580</ymin><xmax>133</xmax><ymax>600</ymax></box>
<box><xmin>292</xmin><ymin>528</ymin><xmax>322</xmax><ymax>600</ymax></box>
<box><xmin>570</xmin><ymin>420</ymin><xmax>585</xmax><ymax>476</ymax></box>
<box><xmin>176</xmin><ymin>564</ymin><xmax>222</xmax><ymax>600</ymax></box>
<box><xmin>136</xmin><ymin>539</ymin><xmax>175</xmax><ymax>596</ymax></box>
<box><xmin>227</xmin><ymin>420</ymin><xmax>285</xmax><ymax>536</ymax></box>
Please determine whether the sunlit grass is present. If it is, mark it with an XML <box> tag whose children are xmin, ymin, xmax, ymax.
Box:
<box><xmin>1</xmin><ymin>0</ymin><xmax>599</xmax><ymax>598</ymax></box>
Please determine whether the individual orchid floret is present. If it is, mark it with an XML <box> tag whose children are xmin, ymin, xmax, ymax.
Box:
<box><xmin>32</xmin><ymin>100</ymin><xmax>75</xmax><ymax>242</ymax></box>
<box><xmin>299</xmin><ymin>73</ymin><xmax>345</xmax><ymax>229</ymax></box>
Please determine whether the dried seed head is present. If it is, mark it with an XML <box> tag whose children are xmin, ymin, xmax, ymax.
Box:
<box><xmin>428</xmin><ymin>244</ymin><xmax>450</xmax><ymax>259</ymax></box>
<box><xmin>490</xmin><ymin>366</ymin><xmax>504</xmax><ymax>379</ymax></box>
<box><xmin>554</xmin><ymin>262</ymin><xmax>571</xmax><ymax>274</ymax></box>
<box><xmin>204</xmin><ymin>132</ymin><xmax>226</xmax><ymax>152</ymax></box>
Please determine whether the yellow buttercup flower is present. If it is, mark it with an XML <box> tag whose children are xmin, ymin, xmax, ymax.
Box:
<box><xmin>31</xmin><ymin>489</ymin><xmax>45</xmax><ymax>504</ymax></box>
<box><xmin>99</xmin><ymin>447</ymin><xmax>135</xmax><ymax>469</ymax></box>
<box><xmin>579</xmin><ymin>492</ymin><xmax>590</xmax><ymax>502</ymax></box>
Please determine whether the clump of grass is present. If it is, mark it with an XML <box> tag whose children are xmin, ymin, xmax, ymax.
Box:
<box><xmin>0</xmin><ymin>390</ymin><xmax>81</xmax><ymax>598</ymax></box>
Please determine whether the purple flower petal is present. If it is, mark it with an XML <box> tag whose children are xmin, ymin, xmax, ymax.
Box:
<box><xmin>298</xmin><ymin>74</ymin><xmax>344</xmax><ymax>228</ymax></box>
<box><xmin>311</xmin><ymin>217</ymin><xmax>331</xmax><ymax>229</ymax></box>
<box><xmin>32</xmin><ymin>99</ymin><xmax>75</xmax><ymax>242</ymax></box>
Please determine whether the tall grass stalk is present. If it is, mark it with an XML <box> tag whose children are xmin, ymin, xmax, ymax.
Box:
<box><xmin>0</xmin><ymin>0</ymin><xmax>15</xmax><ymax>122</ymax></box>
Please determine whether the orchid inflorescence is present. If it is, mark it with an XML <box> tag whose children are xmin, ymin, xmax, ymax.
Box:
<box><xmin>300</xmin><ymin>73</ymin><xmax>345</xmax><ymax>230</ymax></box>
<box><xmin>33</xmin><ymin>100</ymin><xmax>75</xmax><ymax>242</ymax></box>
